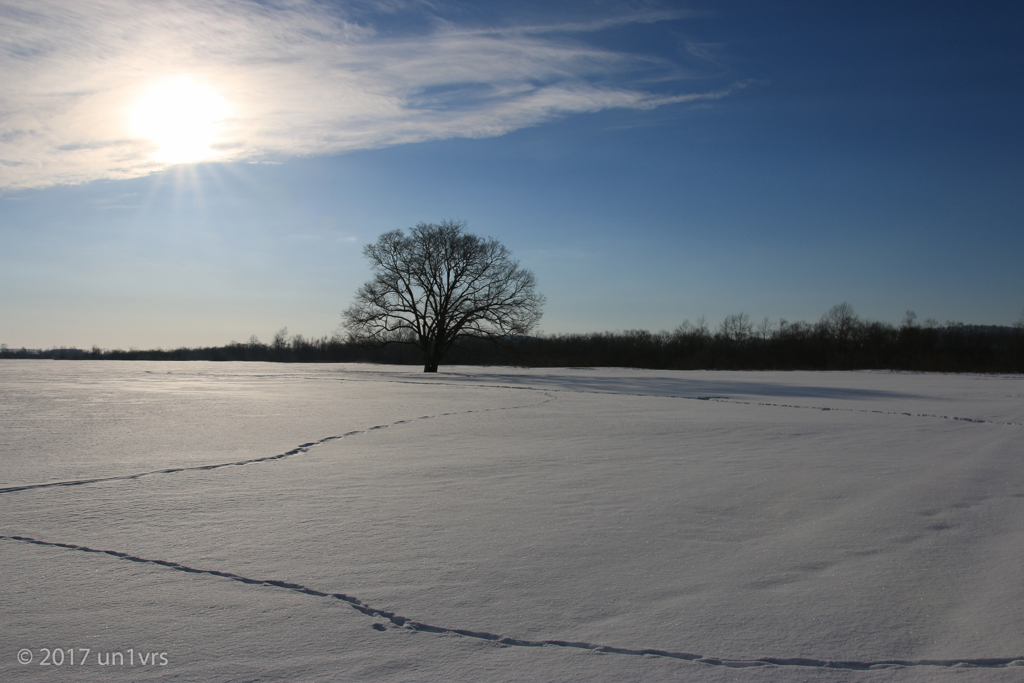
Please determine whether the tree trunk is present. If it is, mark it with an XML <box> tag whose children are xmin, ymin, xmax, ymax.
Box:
<box><xmin>422</xmin><ymin>336</ymin><xmax>441</xmax><ymax>372</ymax></box>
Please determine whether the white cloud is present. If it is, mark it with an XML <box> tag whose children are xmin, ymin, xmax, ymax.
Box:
<box><xmin>0</xmin><ymin>0</ymin><xmax>733</xmax><ymax>189</ymax></box>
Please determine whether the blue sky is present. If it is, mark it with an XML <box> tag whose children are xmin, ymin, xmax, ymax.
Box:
<box><xmin>2</xmin><ymin>0</ymin><xmax>1022</xmax><ymax>349</ymax></box>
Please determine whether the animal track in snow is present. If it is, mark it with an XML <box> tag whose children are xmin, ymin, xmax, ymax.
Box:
<box><xmin>346</xmin><ymin>375</ymin><xmax>1023</xmax><ymax>427</ymax></box>
<box><xmin>704</xmin><ymin>397</ymin><xmax>1024</xmax><ymax>427</ymax></box>
<box><xmin>0</xmin><ymin>391</ymin><xmax>555</xmax><ymax>495</ymax></box>
<box><xmin>3</xmin><ymin>534</ymin><xmax>1023</xmax><ymax>672</ymax></box>
<box><xmin>450</xmin><ymin>382</ymin><xmax>1024</xmax><ymax>427</ymax></box>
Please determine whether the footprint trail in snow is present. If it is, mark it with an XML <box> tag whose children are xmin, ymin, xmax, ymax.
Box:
<box><xmin>3</xmin><ymin>534</ymin><xmax>1023</xmax><ymax>672</ymax></box>
<box><xmin>0</xmin><ymin>390</ymin><xmax>556</xmax><ymax>495</ymax></box>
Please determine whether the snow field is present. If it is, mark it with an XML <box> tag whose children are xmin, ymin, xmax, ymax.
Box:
<box><xmin>2</xmin><ymin>362</ymin><xmax>1023</xmax><ymax>681</ymax></box>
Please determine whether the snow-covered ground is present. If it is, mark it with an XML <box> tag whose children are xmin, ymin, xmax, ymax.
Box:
<box><xmin>2</xmin><ymin>361</ymin><xmax>1023</xmax><ymax>682</ymax></box>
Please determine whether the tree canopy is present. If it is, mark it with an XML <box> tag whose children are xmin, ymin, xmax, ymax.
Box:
<box><xmin>342</xmin><ymin>220</ymin><xmax>545</xmax><ymax>372</ymax></box>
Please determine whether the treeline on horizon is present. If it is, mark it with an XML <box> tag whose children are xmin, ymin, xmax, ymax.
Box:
<box><xmin>3</xmin><ymin>305</ymin><xmax>1023</xmax><ymax>373</ymax></box>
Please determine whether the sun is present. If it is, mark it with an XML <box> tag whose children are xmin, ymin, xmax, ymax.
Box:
<box><xmin>130</xmin><ymin>76</ymin><xmax>231</xmax><ymax>164</ymax></box>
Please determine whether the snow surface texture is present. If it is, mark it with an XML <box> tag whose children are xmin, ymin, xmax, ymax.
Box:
<box><xmin>2</xmin><ymin>361</ymin><xmax>1023</xmax><ymax>682</ymax></box>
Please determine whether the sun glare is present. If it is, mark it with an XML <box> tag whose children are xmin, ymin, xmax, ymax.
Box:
<box><xmin>130</xmin><ymin>77</ymin><xmax>231</xmax><ymax>164</ymax></box>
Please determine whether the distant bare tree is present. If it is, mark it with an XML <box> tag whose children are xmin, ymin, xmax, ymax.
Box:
<box><xmin>756</xmin><ymin>316</ymin><xmax>773</xmax><ymax>341</ymax></box>
<box><xmin>272</xmin><ymin>327</ymin><xmax>289</xmax><ymax>349</ymax></box>
<box><xmin>719</xmin><ymin>312</ymin><xmax>753</xmax><ymax>342</ymax></box>
<box><xmin>695</xmin><ymin>315</ymin><xmax>710</xmax><ymax>338</ymax></box>
<box><xmin>343</xmin><ymin>220</ymin><xmax>545</xmax><ymax>372</ymax></box>
<box><xmin>820</xmin><ymin>302</ymin><xmax>860</xmax><ymax>343</ymax></box>
<box><xmin>673</xmin><ymin>319</ymin><xmax>694</xmax><ymax>337</ymax></box>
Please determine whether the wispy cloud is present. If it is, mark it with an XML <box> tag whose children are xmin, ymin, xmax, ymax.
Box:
<box><xmin>1</xmin><ymin>0</ymin><xmax>734</xmax><ymax>189</ymax></box>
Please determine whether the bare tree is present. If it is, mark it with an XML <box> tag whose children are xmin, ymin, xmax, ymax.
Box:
<box><xmin>343</xmin><ymin>220</ymin><xmax>545</xmax><ymax>372</ymax></box>
<box><xmin>673</xmin><ymin>319</ymin><xmax>694</xmax><ymax>337</ymax></box>
<box><xmin>694</xmin><ymin>315</ymin><xmax>710</xmax><ymax>339</ymax></box>
<box><xmin>272</xmin><ymin>327</ymin><xmax>289</xmax><ymax>349</ymax></box>
<box><xmin>819</xmin><ymin>302</ymin><xmax>860</xmax><ymax>343</ymax></box>
<box><xmin>719</xmin><ymin>312</ymin><xmax>752</xmax><ymax>342</ymax></box>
